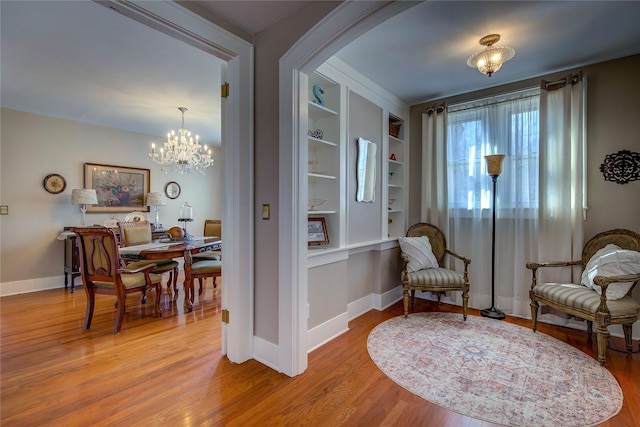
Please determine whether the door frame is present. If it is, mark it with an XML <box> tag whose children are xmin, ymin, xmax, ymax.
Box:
<box><xmin>101</xmin><ymin>0</ymin><xmax>254</xmax><ymax>363</ymax></box>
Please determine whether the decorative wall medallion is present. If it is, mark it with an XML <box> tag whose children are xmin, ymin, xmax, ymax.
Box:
<box><xmin>43</xmin><ymin>173</ymin><xmax>67</xmax><ymax>194</ymax></box>
<box><xmin>600</xmin><ymin>149</ymin><xmax>640</xmax><ymax>185</ymax></box>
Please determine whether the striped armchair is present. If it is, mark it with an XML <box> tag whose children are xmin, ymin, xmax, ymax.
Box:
<box><xmin>527</xmin><ymin>229</ymin><xmax>640</xmax><ymax>366</ymax></box>
<box><xmin>400</xmin><ymin>223</ymin><xmax>470</xmax><ymax>319</ymax></box>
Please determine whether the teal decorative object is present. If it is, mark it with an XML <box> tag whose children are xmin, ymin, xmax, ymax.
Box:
<box><xmin>312</xmin><ymin>84</ymin><xmax>325</xmax><ymax>106</ymax></box>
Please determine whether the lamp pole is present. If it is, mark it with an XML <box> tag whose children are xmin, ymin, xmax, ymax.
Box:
<box><xmin>481</xmin><ymin>155</ymin><xmax>506</xmax><ymax>320</ymax></box>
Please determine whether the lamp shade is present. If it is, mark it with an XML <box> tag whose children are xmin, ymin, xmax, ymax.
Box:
<box><xmin>485</xmin><ymin>154</ymin><xmax>505</xmax><ymax>177</ymax></box>
<box><xmin>71</xmin><ymin>189</ymin><xmax>98</xmax><ymax>205</ymax></box>
<box><xmin>146</xmin><ymin>192</ymin><xmax>167</xmax><ymax>206</ymax></box>
<box><xmin>467</xmin><ymin>34</ymin><xmax>515</xmax><ymax>77</ymax></box>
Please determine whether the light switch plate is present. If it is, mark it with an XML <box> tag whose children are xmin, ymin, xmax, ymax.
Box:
<box><xmin>0</xmin><ymin>205</ymin><xmax>8</xmax><ymax>215</ymax></box>
<box><xmin>262</xmin><ymin>204</ymin><xmax>269</xmax><ymax>220</ymax></box>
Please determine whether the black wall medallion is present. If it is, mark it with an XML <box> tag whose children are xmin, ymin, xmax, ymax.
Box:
<box><xmin>599</xmin><ymin>149</ymin><xmax>640</xmax><ymax>185</ymax></box>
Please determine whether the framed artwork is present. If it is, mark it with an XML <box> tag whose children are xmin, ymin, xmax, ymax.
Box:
<box><xmin>84</xmin><ymin>163</ymin><xmax>150</xmax><ymax>213</ymax></box>
<box><xmin>308</xmin><ymin>217</ymin><xmax>329</xmax><ymax>246</ymax></box>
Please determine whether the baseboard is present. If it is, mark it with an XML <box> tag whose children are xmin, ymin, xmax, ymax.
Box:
<box><xmin>0</xmin><ymin>276</ymin><xmax>65</xmax><ymax>297</ymax></box>
<box><xmin>307</xmin><ymin>312</ymin><xmax>349</xmax><ymax>353</ymax></box>
<box><xmin>373</xmin><ymin>285</ymin><xmax>403</xmax><ymax>311</ymax></box>
<box><xmin>253</xmin><ymin>336</ymin><xmax>280</xmax><ymax>372</ymax></box>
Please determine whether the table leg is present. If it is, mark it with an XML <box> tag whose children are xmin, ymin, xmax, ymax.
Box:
<box><xmin>183</xmin><ymin>250</ymin><xmax>194</xmax><ymax>312</ymax></box>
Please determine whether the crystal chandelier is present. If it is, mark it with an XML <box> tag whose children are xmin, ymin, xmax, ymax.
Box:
<box><xmin>149</xmin><ymin>107</ymin><xmax>214</xmax><ymax>174</ymax></box>
<box><xmin>467</xmin><ymin>34</ymin><xmax>515</xmax><ymax>77</ymax></box>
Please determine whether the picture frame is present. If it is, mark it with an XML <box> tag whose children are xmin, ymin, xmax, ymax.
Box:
<box><xmin>308</xmin><ymin>217</ymin><xmax>329</xmax><ymax>246</ymax></box>
<box><xmin>84</xmin><ymin>163</ymin><xmax>150</xmax><ymax>213</ymax></box>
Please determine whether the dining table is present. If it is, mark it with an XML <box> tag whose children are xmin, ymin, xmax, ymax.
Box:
<box><xmin>120</xmin><ymin>237</ymin><xmax>222</xmax><ymax>311</ymax></box>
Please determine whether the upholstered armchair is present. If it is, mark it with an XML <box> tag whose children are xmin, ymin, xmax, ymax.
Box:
<box><xmin>399</xmin><ymin>223</ymin><xmax>470</xmax><ymax>319</ymax></box>
<box><xmin>118</xmin><ymin>220</ymin><xmax>180</xmax><ymax>294</ymax></box>
<box><xmin>71</xmin><ymin>227</ymin><xmax>163</xmax><ymax>333</ymax></box>
<box><xmin>188</xmin><ymin>260</ymin><xmax>222</xmax><ymax>304</ymax></box>
<box><xmin>527</xmin><ymin>229</ymin><xmax>640</xmax><ymax>365</ymax></box>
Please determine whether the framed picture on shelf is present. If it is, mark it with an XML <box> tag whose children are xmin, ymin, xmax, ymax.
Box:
<box><xmin>84</xmin><ymin>163</ymin><xmax>150</xmax><ymax>213</ymax></box>
<box><xmin>308</xmin><ymin>217</ymin><xmax>329</xmax><ymax>246</ymax></box>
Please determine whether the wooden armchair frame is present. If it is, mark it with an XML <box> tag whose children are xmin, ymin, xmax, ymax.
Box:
<box><xmin>527</xmin><ymin>228</ymin><xmax>640</xmax><ymax>365</ymax></box>
<box><xmin>401</xmin><ymin>223</ymin><xmax>471</xmax><ymax>319</ymax></box>
<box><xmin>71</xmin><ymin>227</ymin><xmax>162</xmax><ymax>333</ymax></box>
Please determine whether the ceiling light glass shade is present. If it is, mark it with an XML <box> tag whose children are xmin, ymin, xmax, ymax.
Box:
<box><xmin>467</xmin><ymin>34</ymin><xmax>515</xmax><ymax>77</ymax></box>
<box><xmin>149</xmin><ymin>107</ymin><xmax>214</xmax><ymax>175</ymax></box>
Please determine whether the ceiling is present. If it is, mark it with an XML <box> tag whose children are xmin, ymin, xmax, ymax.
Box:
<box><xmin>2</xmin><ymin>1</ymin><xmax>640</xmax><ymax>146</ymax></box>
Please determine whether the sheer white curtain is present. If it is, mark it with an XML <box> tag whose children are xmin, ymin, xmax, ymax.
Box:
<box><xmin>446</xmin><ymin>89</ymin><xmax>539</xmax><ymax>316</ymax></box>
<box><xmin>421</xmin><ymin>106</ymin><xmax>448</xmax><ymax>234</ymax></box>
<box><xmin>536</xmin><ymin>74</ymin><xmax>587</xmax><ymax>324</ymax></box>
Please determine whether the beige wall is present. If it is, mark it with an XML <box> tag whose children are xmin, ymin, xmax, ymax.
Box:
<box><xmin>0</xmin><ymin>108</ymin><xmax>221</xmax><ymax>292</ymax></box>
<box><xmin>408</xmin><ymin>54</ymin><xmax>640</xmax><ymax>238</ymax></box>
<box><xmin>253</xmin><ymin>1</ymin><xmax>341</xmax><ymax>344</ymax></box>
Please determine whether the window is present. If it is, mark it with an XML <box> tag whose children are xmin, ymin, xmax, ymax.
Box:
<box><xmin>447</xmin><ymin>89</ymin><xmax>540</xmax><ymax>211</ymax></box>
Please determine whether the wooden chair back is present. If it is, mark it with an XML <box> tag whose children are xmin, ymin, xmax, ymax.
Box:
<box><xmin>582</xmin><ymin>228</ymin><xmax>640</xmax><ymax>268</ymax></box>
<box><xmin>405</xmin><ymin>222</ymin><xmax>447</xmax><ymax>264</ymax></box>
<box><xmin>118</xmin><ymin>220</ymin><xmax>152</xmax><ymax>247</ymax></box>
<box><xmin>72</xmin><ymin>227</ymin><xmax>120</xmax><ymax>284</ymax></box>
<box><xmin>204</xmin><ymin>219</ymin><xmax>221</xmax><ymax>238</ymax></box>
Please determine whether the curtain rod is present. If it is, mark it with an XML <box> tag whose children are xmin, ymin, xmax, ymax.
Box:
<box><xmin>448</xmin><ymin>89</ymin><xmax>539</xmax><ymax>113</ymax></box>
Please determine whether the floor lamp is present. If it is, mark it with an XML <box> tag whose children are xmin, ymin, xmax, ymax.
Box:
<box><xmin>481</xmin><ymin>154</ymin><xmax>506</xmax><ymax>320</ymax></box>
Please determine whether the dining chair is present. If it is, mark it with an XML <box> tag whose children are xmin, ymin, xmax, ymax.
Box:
<box><xmin>118</xmin><ymin>220</ymin><xmax>180</xmax><ymax>295</ymax></box>
<box><xmin>188</xmin><ymin>259</ymin><xmax>222</xmax><ymax>304</ymax></box>
<box><xmin>71</xmin><ymin>227</ymin><xmax>163</xmax><ymax>333</ymax></box>
<box><xmin>192</xmin><ymin>219</ymin><xmax>222</xmax><ymax>262</ymax></box>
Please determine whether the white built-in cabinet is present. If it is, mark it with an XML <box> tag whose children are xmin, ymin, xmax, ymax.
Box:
<box><xmin>386</xmin><ymin>114</ymin><xmax>406</xmax><ymax>239</ymax></box>
<box><xmin>306</xmin><ymin>60</ymin><xmax>408</xmax><ymax>258</ymax></box>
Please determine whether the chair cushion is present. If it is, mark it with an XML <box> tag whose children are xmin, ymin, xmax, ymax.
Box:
<box><xmin>94</xmin><ymin>272</ymin><xmax>163</xmax><ymax>289</ymax></box>
<box><xmin>581</xmin><ymin>244</ymin><xmax>640</xmax><ymax>300</ymax></box>
<box><xmin>399</xmin><ymin>236</ymin><xmax>439</xmax><ymax>272</ymax></box>
<box><xmin>404</xmin><ymin>268</ymin><xmax>464</xmax><ymax>287</ymax></box>
<box><xmin>193</xmin><ymin>250</ymin><xmax>222</xmax><ymax>261</ymax></box>
<box><xmin>192</xmin><ymin>260</ymin><xmax>222</xmax><ymax>275</ymax></box>
<box><xmin>533</xmin><ymin>282</ymin><xmax>640</xmax><ymax>317</ymax></box>
<box><xmin>127</xmin><ymin>259</ymin><xmax>178</xmax><ymax>274</ymax></box>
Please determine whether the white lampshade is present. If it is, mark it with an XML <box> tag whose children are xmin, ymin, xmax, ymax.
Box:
<box><xmin>467</xmin><ymin>34</ymin><xmax>515</xmax><ymax>77</ymax></box>
<box><xmin>71</xmin><ymin>189</ymin><xmax>98</xmax><ymax>205</ymax></box>
<box><xmin>146</xmin><ymin>192</ymin><xmax>167</xmax><ymax>207</ymax></box>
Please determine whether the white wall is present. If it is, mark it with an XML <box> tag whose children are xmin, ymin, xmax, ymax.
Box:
<box><xmin>0</xmin><ymin>108</ymin><xmax>221</xmax><ymax>294</ymax></box>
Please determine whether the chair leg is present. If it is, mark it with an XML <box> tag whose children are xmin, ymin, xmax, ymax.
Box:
<box><xmin>84</xmin><ymin>291</ymin><xmax>95</xmax><ymax>331</ymax></box>
<box><xmin>595</xmin><ymin>322</ymin><xmax>610</xmax><ymax>366</ymax></box>
<box><xmin>530</xmin><ymin>298</ymin><xmax>539</xmax><ymax>332</ymax></box>
<box><xmin>410</xmin><ymin>290</ymin><xmax>416</xmax><ymax>310</ymax></box>
<box><xmin>623</xmin><ymin>323</ymin><xmax>633</xmax><ymax>353</ymax></box>
<box><xmin>172</xmin><ymin>266</ymin><xmax>179</xmax><ymax>296</ymax></box>
<box><xmin>461</xmin><ymin>290</ymin><xmax>469</xmax><ymax>321</ymax></box>
<box><xmin>114</xmin><ymin>294</ymin><xmax>127</xmax><ymax>334</ymax></box>
<box><xmin>198</xmin><ymin>278</ymin><xmax>204</xmax><ymax>295</ymax></box>
<box><xmin>403</xmin><ymin>288</ymin><xmax>410</xmax><ymax>318</ymax></box>
<box><xmin>587</xmin><ymin>320</ymin><xmax>593</xmax><ymax>336</ymax></box>
<box><xmin>153</xmin><ymin>285</ymin><xmax>163</xmax><ymax>318</ymax></box>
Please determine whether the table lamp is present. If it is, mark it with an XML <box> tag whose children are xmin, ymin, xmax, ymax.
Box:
<box><xmin>71</xmin><ymin>189</ymin><xmax>98</xmax><ymax>226</ymax></box>
<box><xmin>146</xmin><ymin>191</ymin><xmax>167</xmax><ymax>230</ymax></box>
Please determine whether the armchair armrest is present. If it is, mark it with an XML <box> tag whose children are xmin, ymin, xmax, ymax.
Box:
<box><xmin>445</xmin><ymin>249</ymin><xmax>470</xmax><ymax>267</ymax></box>
<box><xmin>526</xmin><ymin>260</ymin><xmax>582</xmax><ymax>290</ymax></box>
<box><xmin>118</xmin><ymin>263</ymin><xmax>158</xmax><ymax>275</ymax></box>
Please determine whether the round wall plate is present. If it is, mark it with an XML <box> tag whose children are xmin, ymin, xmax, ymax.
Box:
<box><xmin>43</xmin><ymin>173</ymin><xmax>67</xmax><ymax>194</ymax></box>
<box><xmin>165</xmin><ymin>181</ymin><xmax>181</xmax><ymax>199</ymax></box>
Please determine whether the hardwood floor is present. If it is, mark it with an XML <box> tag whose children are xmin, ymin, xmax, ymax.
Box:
<box><xmin>2</xmin><ymin>281</ymin><xmax>639</xmax><ymax>426</ymax></box>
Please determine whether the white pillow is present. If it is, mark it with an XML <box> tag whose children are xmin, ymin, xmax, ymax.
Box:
<box><xmin>581</xmin><ymin>244</ymin><xmax>640</xmax><ymax>300</ymax></box>
<box><xmin>398</xmin><ymin>236</ymin><xmax>439</xmax><ymax>273</ymax></box>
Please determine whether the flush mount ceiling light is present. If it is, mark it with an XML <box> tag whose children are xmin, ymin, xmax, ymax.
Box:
<box><xmin>467</xmin><ymin>34</ymin><xmax>515</xmax><ymax>77</ymax></box>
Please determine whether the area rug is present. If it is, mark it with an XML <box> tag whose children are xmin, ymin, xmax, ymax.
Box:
<box><xmin>367</xmin><ymin>312</ymin><xmax>622</xmax><ymax>426</ymax></box>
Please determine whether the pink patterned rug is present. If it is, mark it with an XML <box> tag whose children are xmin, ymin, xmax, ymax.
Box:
<box><xmin>367</xmin><ymin>313</ymin><xmax>622</xmax><ymax>426</ymax></box>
